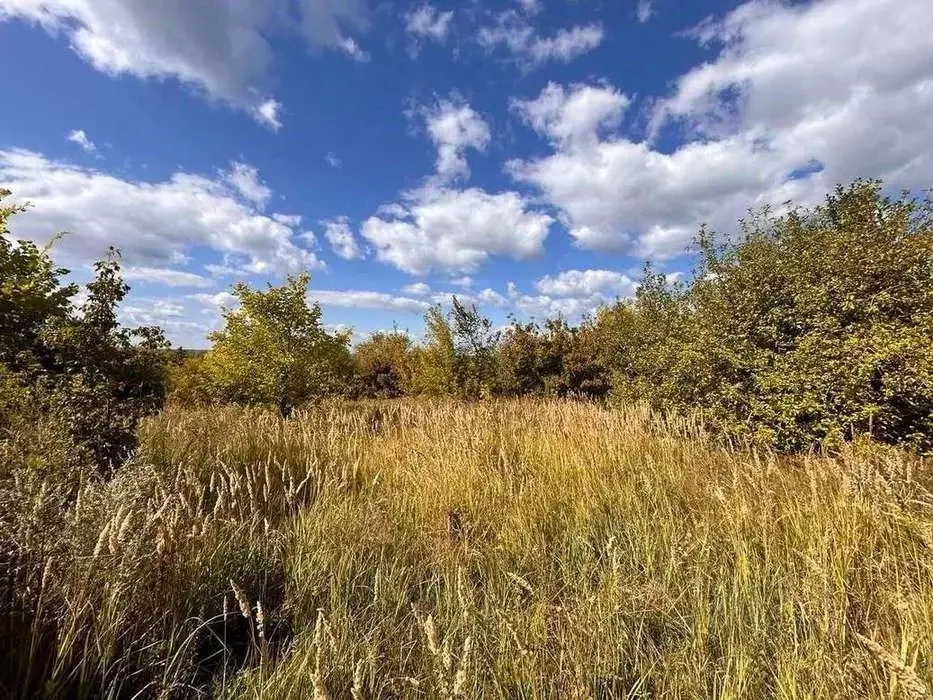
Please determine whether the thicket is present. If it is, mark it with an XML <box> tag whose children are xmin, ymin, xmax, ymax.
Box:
<box><xmin>174</xmin><ymin>180</ymin><xmax>933</xmax><ymax>453</ymax></box>
<box><xmin>3</xmin><ymin>179</ymin><xmax>931</xmax><ymax>458</ymax></box>
<box><xmin>0</xmin><ymin>190</ymin><xmax>169</xmax><ymax>479</ymax></box>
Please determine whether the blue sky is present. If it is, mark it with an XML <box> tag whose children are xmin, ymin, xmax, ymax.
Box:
<box><xmin>1</xmin><ymin>0</ymin><xmax>931</xmax><ymax>347</ymax></box>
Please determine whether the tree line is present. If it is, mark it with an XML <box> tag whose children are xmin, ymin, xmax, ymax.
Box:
<box><xmin>2</xmin><ymin>179</ymin><xmax>932</xmax><ymax>475</ymax></box>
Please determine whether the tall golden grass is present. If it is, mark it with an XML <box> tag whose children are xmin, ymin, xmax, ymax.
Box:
<box><xmin>2</xmin><ymin>400</ymin><xmax>932</xmax><ymax>697</ymax></box>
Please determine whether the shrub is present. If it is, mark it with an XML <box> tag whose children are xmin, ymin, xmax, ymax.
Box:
<box><xmin>352</xmin><ymin>330</ymin><xmax>414</xmax><ymax>398</ymax></box>
<box><xmin>167</xmin><ymin>353</ymin><xmax>215</xmax><ymax>407</ymax></box>
<box><xmin>603</xmin><ymin>181</ymin><xmax>933</xmax><ymax>452</ymax></box>
<box><xmin>1</xmin><ymin>190</ymin><xmax>169</xmax><ymax>472</ymax></box>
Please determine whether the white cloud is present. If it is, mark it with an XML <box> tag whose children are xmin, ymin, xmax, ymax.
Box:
<box><xmin>636</xmin><ymin>0</ymin><xmax>653</xmax><ymax>23</ymax></box>
<box><xmin>0</xmin><ymin>149</ymin><xmax>323</xmax><ymax>274</ymax></box>
<box><xmin>476</xmin><ymin>287</ymin><xmax>508</xmax><ymax>308</ymax></box>
<box><xmin>191</xmin><ymin>291</ymin><xmax>240</xmax><ymax>311</ymax></box>
<box><xmin>204</xmin><ymin>262</ymin><xmax>238</xmax><ymax>278</ymax></box>
<box><xmin>338</xmin><ymin>36</ymin><xmax>369</xmax><ymax>62</ymax></box>
<box><xmin>363</xmin><ymin>94</ymin><xmax>550</xmax><ymax>276</ymax></box>
<box><xmin>402</xmin><ymin>282</ymin><xmax>431</xmax><ymax>296</ymax></box>
<box><xmin>510</xmin><ymin>0</ymin><xmax>933</xmax><ymax>259</ymax></box>
<box><xmin>422</xmin><ymin>97</ymin><xmax>491</xmax><ymax>182</ymax></box>
<box><xmin>325</xmin><ymin>152</ymin><xmax>342</xmax><ymax>168</ymax></box>
<box><xmin>223</xmin><ymin>162</ymin><xmax>272</xmax><ymax>208</ymax></box>
<box><xmin>308</xmin><ymin>289</ymin><xmax>430</xmax><ymax>314</ymax></box>
<box><xmin>536</xmin><ymin>269</ymin><xmax>634</xmax><ymax>298</ymax></box>
<box><xmin>123</xmin><ymin>266</ymin><xmax>213</xmax><ymax>288</ymax></box>
<box><xmin>0</xmin><ymin>0</ymin><xmax>369</xmax><ymax>126</ymax></box>
<box><xmin>513</xmin><ymin>81</ymin><xmax>629</xmax><ymax>146</ymax></box>
<box><xmin>405</xmin><ymin>4</ymin><xmax>454</xmax><ymax>45</ymax></box>
<box><xmin>505</xmin><ymin>277</ymin><xmax>624</xmax><ymax>320</ymax></box>
<box><xmin>322</xmin><ymin>216</ymin><xmax>363</xmax><ymax>259</ymax></box>
<box><xmin>67</xmin><ymin>129</ymin><xmax>96</xmax><ymax>153</ymax></box>
<box><xmin>361</xmin><ymin>184</ymin><xmax>553</xmax><ymax>274</ymax></box>
<box><xmin>121</xmin><ymin>298</ymin><xmax>191</xmax><ymax>323</ymax></box>
<box><xmin>507</xmin><ymin>284</ymin><xmax>604</xmax><ymax>320</ymax></box>
<box><xmin>478</xmin><ymin>10</ymin><xmax>603</xmax><ymax>69</ymax></box>
<box><xmin>450</xmin><ymin>275</ymin><xmax>473</xmax><ymax>288</ymax></box>
<box><xmin>252</xmin><ymin>99</ymin><xmax>283</xmax><ymax>131</ymax></box>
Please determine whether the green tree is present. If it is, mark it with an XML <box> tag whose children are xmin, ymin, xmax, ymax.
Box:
<box><xmin>683</xmin><ymin>181</ymin><xmax>933</xmax><ymax>451</ymax></box>
<box><xmin>497</xmin><ymin>321</ymin><xmax>544</xmax><ymax>396</ymax></box>
<box><xmin>410</xmin><ymin>306</ymin><xmax>457</xmax><ymax>396</ymax></box>
<box><xmin>2</xmin><ymin>190</ymin><xmax>170</xmax><ymax>472</ymax></box>
<box><xmin>600</xmin><ymin>181</ymin><xmax>933</xmax><ymax>453</ymax></box>
<box><xmin>205</xmin><ymin>273</ymin><xmax>351</xmax><ymax>415</ymax></box>
<box><xmin>0</xmin><ymin>191</ymin><xmax>76</xmax><ymax>372</ymax></box>
<box><xmin>450</xmin><ymin>297</ymin><xmax>499</xmax><ymax>398</ymax></box>
<box><xmin>39</xmin><ymin>251</ymin><xmax>170</xmax><ymax>468</ymax></box>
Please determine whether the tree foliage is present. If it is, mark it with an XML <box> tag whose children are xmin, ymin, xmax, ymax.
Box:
<box><xmin>352</xmin><ymin>330</ymin><xmax>413</xmax><ymax>398</ymax></box>
<box><xmin>1</xmin><ymin>190</ymin><xmax>169</xmax><ymax>473</ymax></box>
<box><xmin>204</xmin><ymin>274</ymin><xmax>351</xmax><ymax>414</ymax></box>
<box><xmin>410</xmin><ymin>306</ymin><xmax>457</xmax><ymax>396</ymax></box>
<box><xmin>603</xmin><ymin>181</ymin><xmax>933</xmax><ymax>452</ymax></box>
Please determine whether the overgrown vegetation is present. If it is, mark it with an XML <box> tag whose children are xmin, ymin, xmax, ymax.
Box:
<box><xmin>3</xmin><ymin>401</ymin><xmax>933</xmax><ymax>697</ymax></box>
<box><xmin>174</xmin><ymin>179</ymin><xmax>933</xmax><ymax>454</ymax></box>
<box><xmin>1</xmin><ymin>190</ymin><xmax>169</xmax><ymax>478</ymax></box>
<box><xmin>1</xmin><ymin>179</ymin><xmax>932</xmax><ymax>697</ymax></box>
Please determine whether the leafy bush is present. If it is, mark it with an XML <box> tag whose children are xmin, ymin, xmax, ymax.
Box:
<box><xmin>351</xmin><ymin>330</ymin><xmax>414</xmax><ymax>398</ymax></box>
<box><xmin>166</xmin><ymin>353</ymin><xmax>215</xmax><ymax>407</ymax></box>
<box><xmin>602</xmin><ymin>181</ymin><xmax>933</xmax><ymax>452</ymax></box>
<box><xmin>202</xmin><ymin>274</ymin><xmax>352</xmax><ymax>414</ymax></box>
<box><xmin>1</xmin><ymin>190</ymin><xmax>169</xmax><ymax>472</ymax></box>
<box><xmin>497</xmin><ymin>317</ymin><xmax>610</xmax><ymax>398</ymax></box>
<box><xmin>409</xmin><ymin>306</ymin><xmax>458</xmax><ymax>396</ymax></box>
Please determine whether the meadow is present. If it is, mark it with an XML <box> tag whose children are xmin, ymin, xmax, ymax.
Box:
<box><xmin>4</xmin><ymin>399</ymin><xmax>932</xmax><ymax>698</ymax></box>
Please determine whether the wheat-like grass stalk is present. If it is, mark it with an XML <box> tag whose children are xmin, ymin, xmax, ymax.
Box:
<box><xmin>230</xmin><ymin>579</ymin><xmax>252</xmax><ymax>619</ymax></box>
<box><xmin>855</xmin><ymin>632</ymin><xmax>931</xmax><ymax>699</ymax></box>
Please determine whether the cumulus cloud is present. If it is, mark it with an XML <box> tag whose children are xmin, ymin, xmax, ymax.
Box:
<box><xmin>475</xmin><ymin>287</ymin><xmax>509</xmax><ymax>308</ymax></box>
<box><xmin>0</xmin><ymin>0</ymin><xmax>369</xmax><ymax>127</ymax></box>
<box><xmin>505</xmin><ymin>272</ymin><xmax>633</xmax><ymax>321</ymax></box>
<box><xmin>422</xmin><ymin>97</ymin><xmax>491</xmax><ymax>182</ymax></box>
<box><xmin>362</xmin><ymin>95</ymin><xmax>551</xmax><ymax>275</ymax></box>
<box><xmin>450</xmin><ymin>275</ymin><xmax>473</xmax><ymax>288</ymax></box>
<box><xmin>222</xmin><ymin>162</ymin><xmax>272</xmax><ymax>208</ymax></box>
<box><xmin>506</xmin><ymin>284</ymin><xmax>602</xmax><ymax>320</ymax></box>
<box><xmin>509</xmin><ymin>0</ymin><xmax>933</xmax><ymax>258</ymax></box>
<box><xmin>513</xmin><ymin>81</ymin><xmax>629</xmax><ymax>146</ymax></box>
<box><xmin>67</xmin><ymin>129</ymin><xmax>97</xmax><ymax>153</ymax></box>
<box><xmin>361</xmin><ymin>184</ymin><xmax>553</xmax><ymax>275</ymax></box>
<box><xmin>308</xmin><ymin>289</ymin><xmax>430</xmax><ymax>314</ymax></box>
<box><xmin>191</xmin><ymin>291</ymin><xmax>240</xmax><ymax>311</ymax></box>
<box><xmin>122</xmin><ymin>266</ymin><xmax>214</xmax><ymax>288</ymax></box>
<box><xmin>405</xmin><ymin>4</ymin><xmax>454</xmax><ymax>46</ymax></box>
<box><xmin>402</xmin><ymin>282</ymin><xmax>431</xmax><ymax>296</ymax></box>
<box><xmin>322</xmin><ymin>216</ymin><xmax>363</xmax><ymax>260</ymax></box>
<box><xmin>0</xmin><ymin>149</ymin><xmax>323</xmax><ymax>274</ymax></box>
<box><xmin>252</xmin><ymin>99</ymin><xmax>283</xmax><ymax>131</ymax></box>
<box><xmin>536</xmin><ymin>269</ymin><xmax>634</xmax><ymax>298</ymax></box>
<box><xmin>478</xmin><ymin>10</ymin><xmax>603</xmax><ymax>69</ymax></box>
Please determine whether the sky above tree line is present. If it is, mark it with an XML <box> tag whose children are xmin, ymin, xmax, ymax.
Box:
<box><xmin>1</xmin><ymin>0</ymin><xmax>931</xmax><ymax>346</ymax></box>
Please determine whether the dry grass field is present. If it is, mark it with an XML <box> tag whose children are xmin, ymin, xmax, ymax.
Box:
<box><xmin>3</xmin><ymin>400</ymin><xmax>933</xmax><ymax>698</ymax></box>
